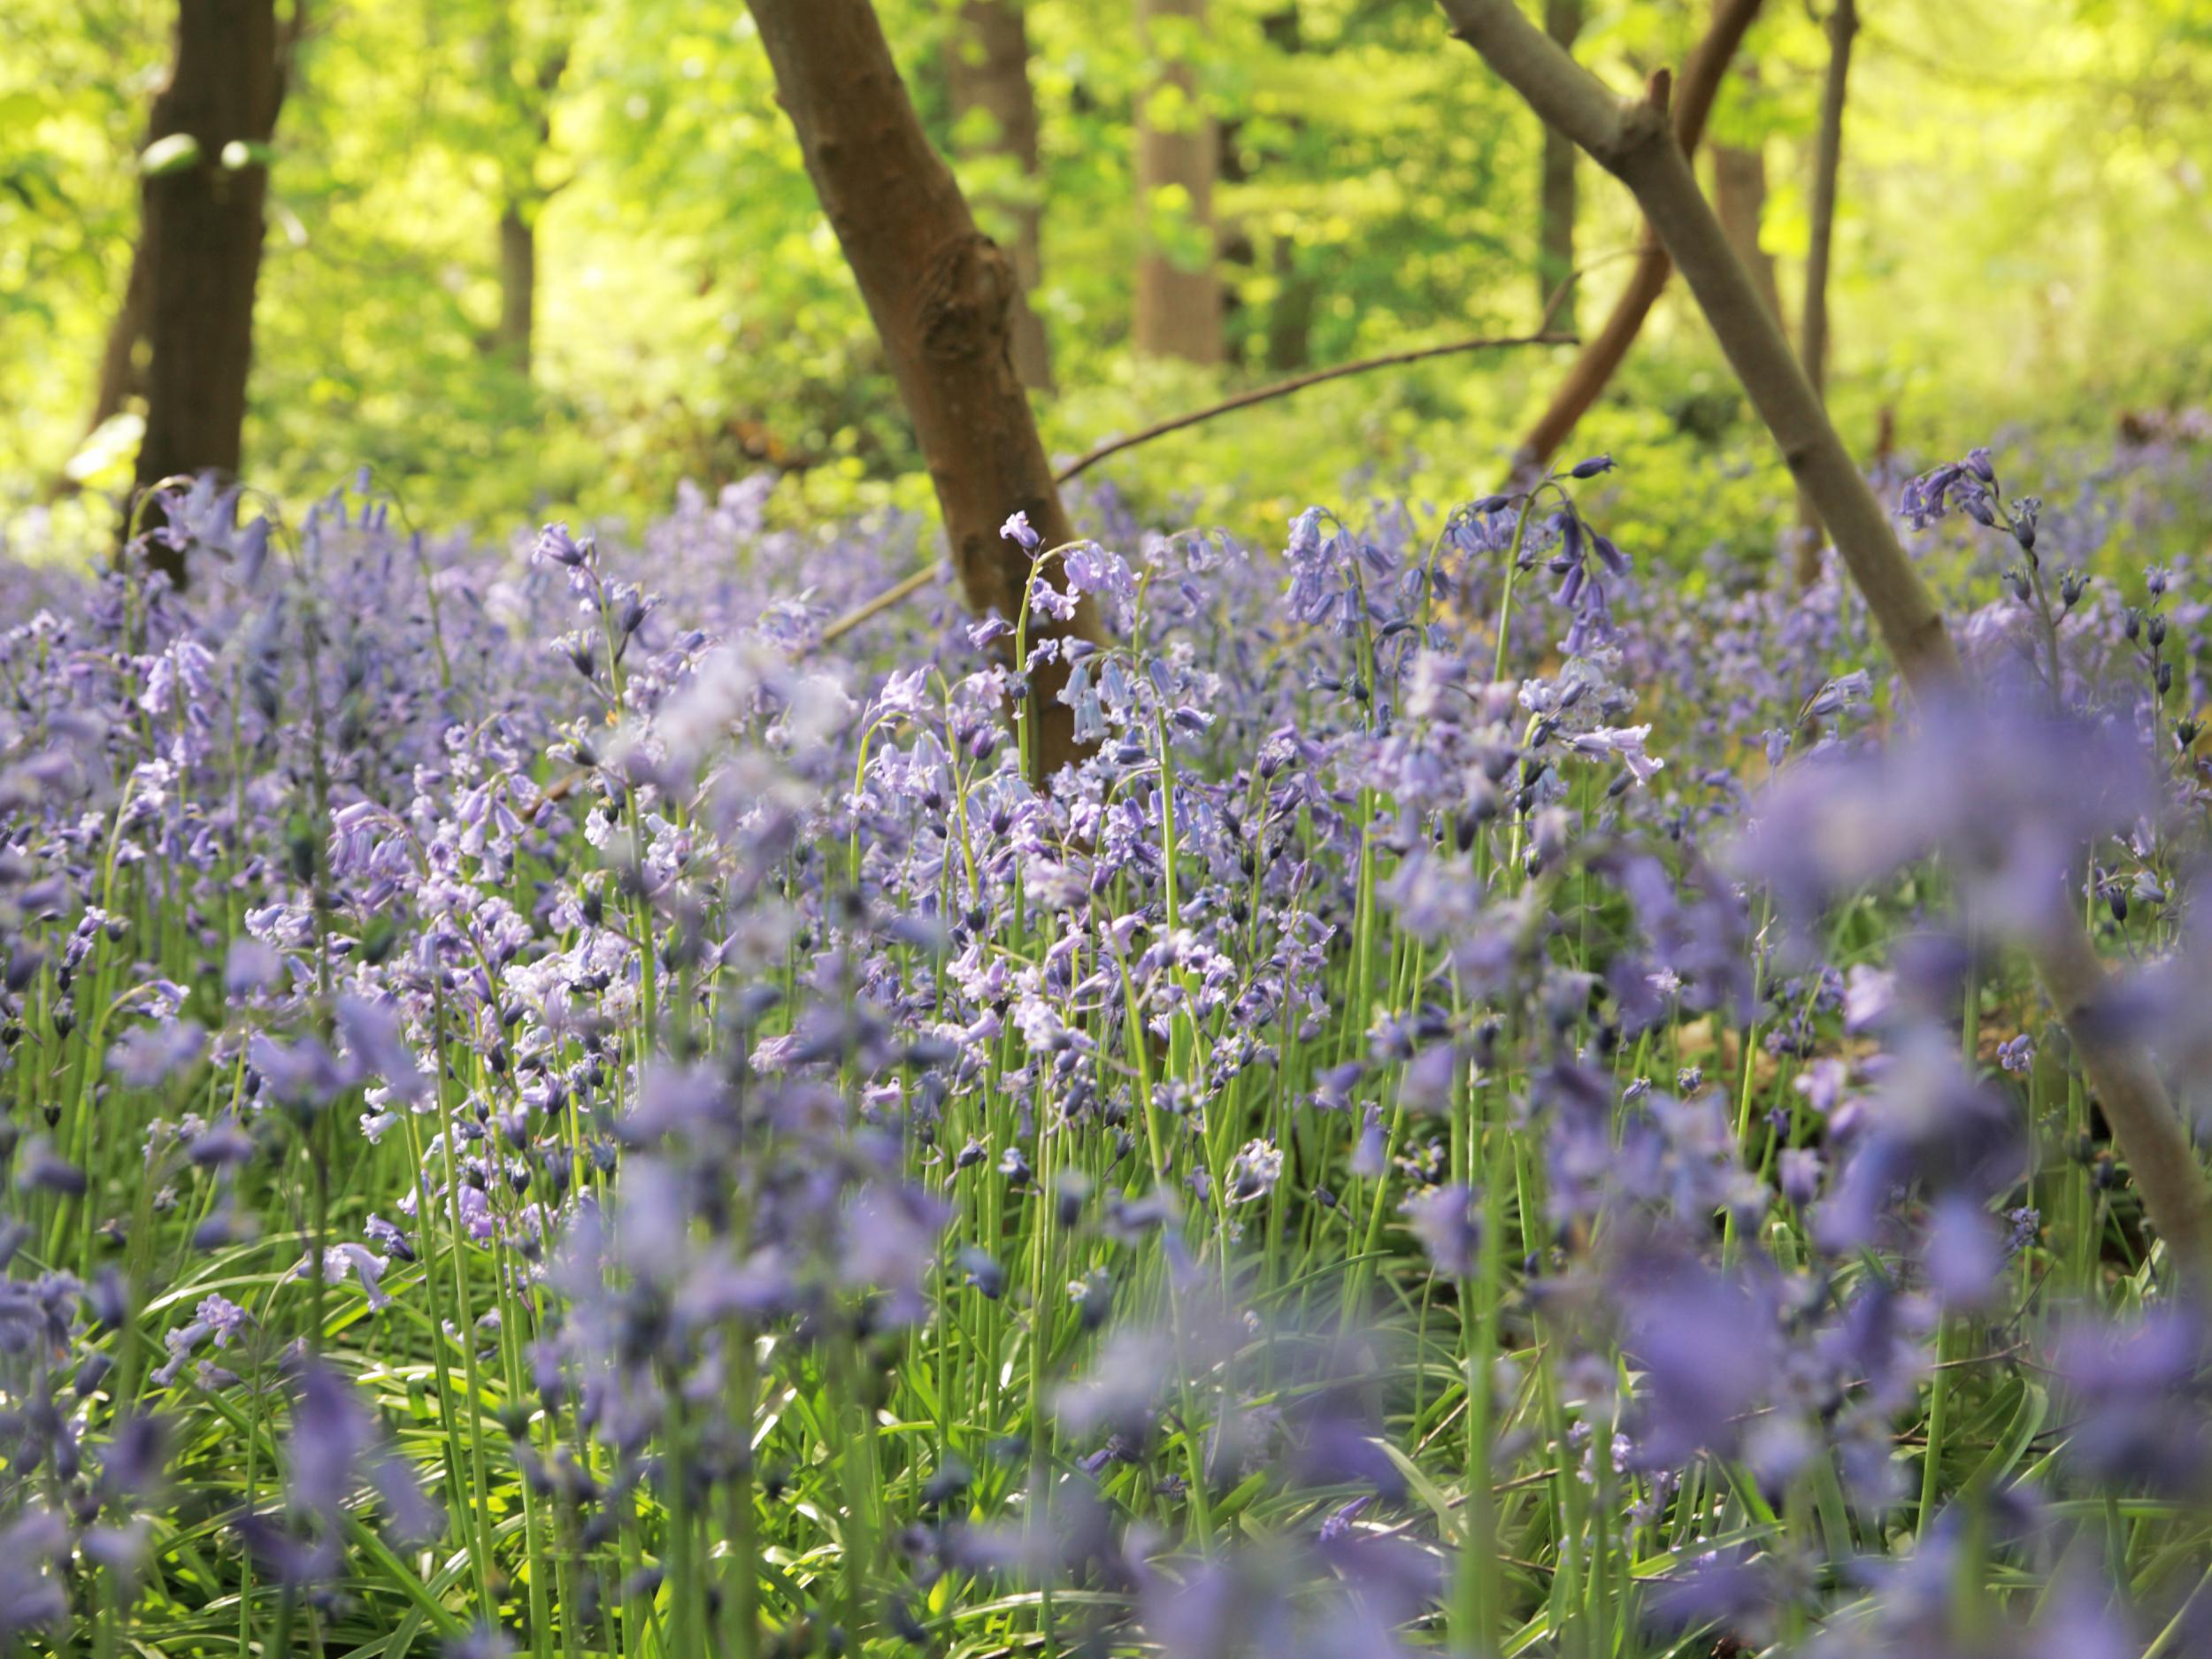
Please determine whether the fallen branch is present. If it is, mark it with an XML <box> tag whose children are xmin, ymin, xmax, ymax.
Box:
<box><xmin>1510</xmin><ymin>0</ymin><xmax>1765</xmax><ymax>476</ymax></box>
<box><xmin>1438</xmin><ymin>0</ymin><xmax>2212</xmax><ymax>1279</ymax></box>
<box><xmin>1055</xmin><ymin>329</ymin><xmax>1575</xmax><ymax>485</ymax></box>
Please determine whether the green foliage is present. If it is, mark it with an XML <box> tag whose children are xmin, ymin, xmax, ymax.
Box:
<box><xmin>4</xmin><ymin>0</ymin><xmax>2212</xmax><ymax>553</ymax></box>
<box><xmin>0</xmin><ymin>1</ymin><xmax>159</xmax><ymax>492</ymax></box>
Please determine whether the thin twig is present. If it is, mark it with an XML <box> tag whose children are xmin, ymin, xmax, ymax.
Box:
<box><xmin>1053</xmin><ymin>330</ymin><xmax>1575</xmax><ymax>485</ymax></box>
<box><xmin>818</xmin><ymin>563</ymin><xmax>945</xmax><ymax>646</ymax></box>
<box><xmin>812</xmin><ymin>329</ymin><xmax>1576</xmax><ymax>646</ymax></box>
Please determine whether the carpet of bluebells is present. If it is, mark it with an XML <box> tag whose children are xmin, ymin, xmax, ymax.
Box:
<box><xmin>4</xmin><ymin>436</ymin><xmax>2212</xmax><ymax>1659</ymax></box>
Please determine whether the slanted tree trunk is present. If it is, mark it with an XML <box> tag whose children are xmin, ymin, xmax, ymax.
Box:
<box><xmin>133</xmin><ymin>0</ymin><xmax>289</xmax><ymax>585</ymax></box>
<box><xmin>742</xmin><ymin>0</ymin><xmax>1094</xmax><ymax>779</ymax></box>
<box><xmin>89</xmin><ymin>241</ymin><xmax>151</xmax><ymax>439</ymax></box>
<box><xmin>946</xmin><ymin>0</ymin><xmax>1053</xmax><ymax>392</ymax></box>
<box><xmin>1711</xmin><ymin>140</ymin><xmax>1785</xmax><ymax>331</ymax></box>
<box><xmin>1441</xmin><ymin>0</ymin><xmax>2212</xmax><ymax>1281</ymax></box>
<box><xmin>50</xmin><ymin>239</ymin><xmax>152</xmax><ymax>500</ymax></box>
<box><xmin>1536</xmin><ymin>0</ymin><xmax>1582</xmax><ymax>329</ymax></box>
<box><xmin>1509</xmin><ymin>0</ymin><xmax>1764</xmax><ymax>476</ymax></box>
<box><xmin>1134</xmin><ymin>0</ymin><xmax>1222</xmax><ymax>364</ymax></box>
<box><xmin>1794</xmin><ymin>0</ymin><xmax>1857</xmax><ymax>583</ymax></box>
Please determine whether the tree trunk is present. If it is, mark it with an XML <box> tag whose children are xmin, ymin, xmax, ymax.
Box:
<box><xmin>1509</xmin><ymin>0</ymin><xmax>1765</xmax><ymax>476</ymax></box>
<box><xmin>1794</xmin><ymin>0</ymin><xmax>1856</xmax><ymax>584</ymax></box>
<box><xmin>1711</xmin><ymin>141</ymin><xmax>1785</xmax><ymax>332</ymax></box>
<box><xmin>1264</xmin><ymin>237</ymin><xmax>1317</xmax><ymax>373</ymax></box>
<box><xmin>133</xmin><ymin>0</ymin><xmax>287</xmax><ymax>586</ymax></box>
<box><xmin>742</xmin><ymin>0</ymin><xmax>1095</xmax><ymax>780</ymax></box>
<box><xmin>1134</xmin><ymin>0</ymin><xmax>1222</xmax><ymax>364</ymax></box>
<box><xmin>485</xmin><ymin>19</ymin><xmax>564</xmax><ymax>385</ymax></box>
<box><xmin>1441</xmin><ymin>0</ymin><xmax>2212</xmax><ymax>1282</ymax></box>
<box><xmin>946</xmin><ymin>0</ymin><xmax>1053</xmax><ymax>392</ymax></box>
<box><xmin>497</xmin><ymin>202</ymin><xmax>535</xmax><ymax>377</ymax></box>
<box><xmin>89</xmin><ymin>240</ymin><xmax>152</xmax><ymax>438</ymax></box>
<box><xmin>50</xmin><ymin>239</ymin><xmax>152</xmax><ymax>500</ymax></box>
<box><xmin>1255</xmin><ymin>6</ymin><xmax>1313</xmax><ymax>373</ymax></box>
<box><xmin>1536</xmin><ymin>0</ymin><xmax>1581</xmax><ymax>330</ymax></box>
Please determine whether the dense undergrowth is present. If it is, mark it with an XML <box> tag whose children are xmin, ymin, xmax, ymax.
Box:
<box><xmin>4</xmin><ymin>436</ymin><xmax>2212</xmax><ymax>1658</ymax></box>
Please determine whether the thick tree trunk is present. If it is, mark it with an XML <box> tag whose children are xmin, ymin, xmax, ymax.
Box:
<box><xmin>1536</xmin><ymin>0</ymin><xmax>1581</xmax><ymax>330</ymax></box>
<box><xmin>946</xmin><ymin>0</ymin><xmax>1053</xmax><ymax>392</ymax></box>
<box><xmin>1712</xmin><ymin>141</ymin><xmax>1785</xmax><ymax>331</ymax></box>
<box><xmin>1510</xmin><ymin>0</ymin><xmax>1764</xmax><ymax>476</ymax></box>
<box><xmin>133</xmin><ymin>0</ymin><xmax>286</xmax><ymax>585</ymax></box>
<box><xmin>1441</xmin><ymin>0</ymin><xmax>2212</xmax><ymax>1282</ymax></box>
<box><xmin>1134</xmin><ymin>0</ymin><xmax>1222</xmax><ymax>364</ymax></box>
<box><xmin>1794</xmin><ymin>0</ymin><xmax>1856</xmax><ymax>583</ymax></box>
<box><xmin>742</xmin><ymin>0</ymin><xmax>1094</xmax><ymax>779</ymax></box>
<box><xmin>497</xmin><ymin>202</ymin><xmax>535</xmax><ymax>377</ymax></box>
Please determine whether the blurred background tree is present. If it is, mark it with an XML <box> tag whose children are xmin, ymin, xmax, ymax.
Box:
<box><xmin>5</xmin><ymin>0</ymin><xmax>2212</xmax><ymax>556</ymax></box>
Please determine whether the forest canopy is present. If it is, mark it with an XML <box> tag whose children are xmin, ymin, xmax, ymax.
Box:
<box><xmin>7</xmin><ymin>0</ymin><xmax>2212</xmax><ymax>548</ymax></box>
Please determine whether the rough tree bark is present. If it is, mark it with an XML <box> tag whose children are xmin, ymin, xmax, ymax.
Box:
<box><xmin>1510</xmin><ymin>0</ymin><xmax>1764</xmax><ymax>476</ymax></box>
<box><xmin>743</xmin><ymin>0</ymin><xmax>1094</xmax><ymax>778</ymax></box>
<box><xmin>1134</xmin><ymin>0</ymin><xmax>1223</xmax><ymax>364</ymax></box>
<box><xmin>133</xmin><ymin>0</ymin><xmax>291</xmax><ymax>585</ymax></box>
<box><xmin>947</xmin><ymin>0</ymin><xmax>1054</xmax><ymax>392</ymax></box>
<box><xmin>1794</xmin><ymin>0</ymin><xmax>1857</xmax><ymax>584</ymax></box>
<box><xmin>1440</xmin><ymin>0</ymin><xmax>2212</xmax><ymax>1280</ymax></box>
<box><xmin>1537</xmin><ymin>0</ymin><xmax>1582</xmax><ymax>331</ymax></box>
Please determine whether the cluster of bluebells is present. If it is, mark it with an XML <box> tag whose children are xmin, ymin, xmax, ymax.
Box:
<box><xmin>0</xmin><ymin>436</ymin><xmax>2207</xmax><ymax>1658</ymax></box>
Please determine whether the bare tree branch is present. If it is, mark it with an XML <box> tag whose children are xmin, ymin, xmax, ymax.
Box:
<box><xmin>816</xmin><ymin>326</ymin><xmax>1576</xmax><ymax>647</ymax></box>
<box><xmin>1801</xmin><ymin>0</ymin><xmax>1855</xmax><ymax>411</ymax></box>
<box><xmin>1511</xmin><ymin>0</ymin><xmax>1765</xmax><ymax>477</ymax></box>
<box><xmin>1794</xmin><ymin>0</ymin><xmax>1857</xmax><ymax>583</ymax></box>
<box><xmin>1056</xmin><ymin>329</ymin><xmax>1574</xmax><ymax>485</ymax></box>
<box><xmin>818</xmin><ymin>561</ymin><xmax>944</xmax><ymax>649</ymax></box>
<box><xmin>1439</xmin><ymin>0</ymin><xmax>2212</xmax><ymax>1279</ymax></box>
